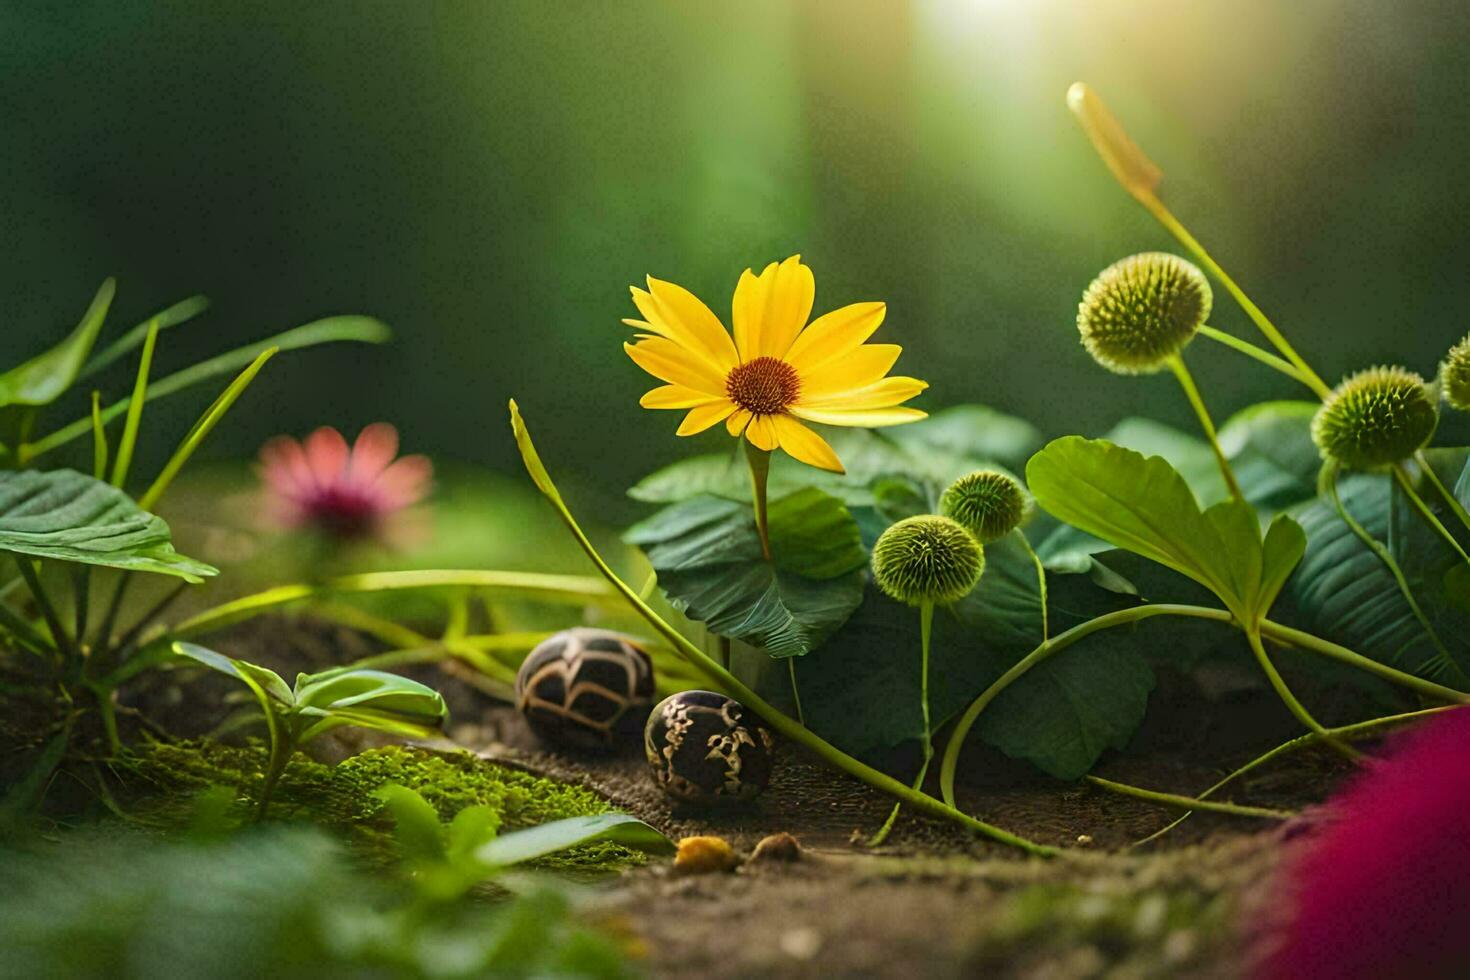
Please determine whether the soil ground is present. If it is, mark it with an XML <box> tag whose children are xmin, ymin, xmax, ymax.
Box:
<box><xmin>121</xmin><ymin>617</ymin><xmax>1357</xmax><ymax>979</ymax></box>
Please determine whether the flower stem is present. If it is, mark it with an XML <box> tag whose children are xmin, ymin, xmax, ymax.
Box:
<box><xmin>940</xmin><ymin>602</ymin><xmax>1229</xmax><ymax>808</ymax></box>
<box><xmin>869</xmin><ymin>601</ymin><xmax>935</xmax><ymax>846</ymax></box>
<box><xmin>1197</xmin><ymin>325</ymin><xmax>1315</xmax><ymax>391</ymax></box>
<box><xmin>1084</xmin><ymin>775</ymin><xmax>1293</xmax><ymax>820</ymax></box>
<box><xmin>1412</xmin><ymin>449</ymin><xmax>1470</xmax><ymax>540</ymax></box>
<box><xmin>1138</xmin><ymin>191</ymin><xmax>1332</xmax><ymax>399</ymax></box>
<box><xmin>787</xmin><ymin>656</ymin><xmax>805</xmax><ymax>725</ymax></box>
<box><xmin>745</xmin><ymin>440</ymin><xmax>774</xmax><ymax>561</ymax></box>
<box><xmin>1244</xmin><ymin>627</ymin><xmax>1361</xmax><ymax>760</ymax></box>
<box><xmin>510</xmin><ymin>401</ymin><xmax>1059</xmax><ymax>857</ymax></box>
<box><xmin>1168</xmin><ymin>354</ymin><xmax>1244</xmax><ymax>502</ymax></box>
<box><xmin>1015</xmin><ymin>532</ymin><xmax>1048</xmax><ymax>641</ymax></box>
<box><xmin>1393</xmin><ymin>463</ymin><xmax>1470</xmax><ymax>570</ymax></box>
<box><xmin>1131</xmin><ymin>705</ymin><xmax>1457</xmax><ymax>848</ymax></box>
<box><xmin>1255</xmin><ymin>618</ymin><xmax>1470</xmax><ymax>703</ymax></box>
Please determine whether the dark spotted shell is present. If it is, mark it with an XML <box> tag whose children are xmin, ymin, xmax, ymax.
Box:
<box><xmin>644</xmin><ymin>690</ymin><xmax>773</xmax><ymax>805</ymax></box>
<box><xmin>515</xmin><ymin>628</ymin><xmax>654</xmax><ymax>751</ymax></box>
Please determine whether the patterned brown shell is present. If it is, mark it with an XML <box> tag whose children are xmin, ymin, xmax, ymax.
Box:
<box><xmin>644</xmin><ymin>690</ymin><xmax>774</xmax><ymax>805</ymax></box>
<box><xmin>515</xmin><ymin>628</ymin><xmax>655</xmax><ymax>751</ymax></box>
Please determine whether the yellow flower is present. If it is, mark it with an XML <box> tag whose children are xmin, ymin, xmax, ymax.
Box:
<box><xmin>623</xmin><ymin>255</ymin><xmax>927</xmax><ymax>473</ymax></box>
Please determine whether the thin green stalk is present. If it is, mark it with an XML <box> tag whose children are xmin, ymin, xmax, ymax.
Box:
<box><xmin>1413</xmin><ymin>449</ymin><xmax>1470</xmax><ymax>541</ymax></box>
<box><xmin>1138</xmin><ymin>193</ymin><xmax>1331</xmax><ymax>398</ymax></box>
<box><xmin>110</xmin><ymin>319</ymin><xmax>159</xmax><ymax>490</ymax></box>
<box><xmin>1256</xmin><ymin>618</ymin><xmax>1470</xmax><ymax>703</ymax></box>
<box><xmin>1245</xmin><ymin>628</ymin><xmax>1360</xmax><ymax>760</ymax></box>
<box><xmin>15</xmin><ymin>557</ymin><xmax>74</xmax><ymax>664</ymax></box>
<box><xmin>787</xmin><ymin>657</ymin><xmax>805</xmax><ymax>725</ymax></box>
<box><xmin>940</xmin><ymin>602</ymin><xmax>1231</xmax><ymax>807</ymax></box>
<box><xmin>1168</xmin><ymin>354</ymin><xmax>1244</xmax><ymax>501</ymax></box>
<box><xmin>1084</xmin><ymin>775</ymin><xmax>1293</xmax><ymax>820</ymax></box>
<box><xmin>1322</xmin><ymin>462</ymin><xmax>1459</xmax><ymax>679</ymax></box>
<box><xmin>93</xmin><ymin>686</ymin><xmax>121</xmax><ymax>757</ymax></box>
<box><xmin>90</xmin><ymin>392</ymin><xmax>109</xmax><ymax>481</ymax></box>
<box><xmin>745</xmin><ymin>440</ymin><xmax>773</xmax><ymax>561</ymax></box>
<box><xmin>105</xmin><ymin>581</ymin><xmax>188</xmax><ymax>666</ymax></box>
<box><xmin>1197</xmin><ymin>325</ymin><xmax>1314</xmax><ymax>390</ymax></box>
<box><xmin>1394</xmin><ymin>463</ymin><xmax>1470</xmax><ymax>569</ymax></box>
<box><xmin>510</xmin><ymin>400</ymin><xmax>1058</xmax><ymax>857</ymax></box>
<box><xmin>1015</xmin><ymin>531</ymin><xmax>1048</xmax><ymax>641</ymax></box>
<box><xmin>1132</xmin><ymin>705</ymin><xmax>1456</xmax><ymax>848</ymax></box>
<box><xmin>870</xmin><ymin>600</ymin><xmax>935</xmax><ymax>846</ymax></box>
<box><xmin>256</xmin><ymin>730</ymin><xmax>296</xmax><ymax>821</ymax></box>
<box><xmin>96</xmin><ymin>574</ymin><xmax>133</xmax><ymax>651</ymax></box>
<box><xmin>0</xmin><ymin>600</ymin><xmax>53</xmax><ymax>657</ymax></box>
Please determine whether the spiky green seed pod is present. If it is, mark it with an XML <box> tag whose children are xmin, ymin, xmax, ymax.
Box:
<box><xmin>1441</xmin><ymin>335</ymin><xmax>1470</xmax><ymax>412</ymax></box>
<box><xmin>871</xmin><ymin>515</ymin><xmax>984</xmax><ymax>606</ymax></box>
<box><xmin>1311</xmin><ymin>366</ymin><xmax>1437</xmax><ymax>469</ymax></box>
<box><xmin>940</xmin><ymin>470</ymin><xmax>1029</xmax><ymax>543</ymax></box>
<box><xmin>1077</xmin><ymin>253</ymin><xmax>1211</xmax><ymax>374</ymax></box>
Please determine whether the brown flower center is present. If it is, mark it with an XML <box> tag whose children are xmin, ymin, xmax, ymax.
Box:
<box><xmin>726</xmin><ymin>357</ymin><xmax>800</xmax><ymax>416</ymax></box>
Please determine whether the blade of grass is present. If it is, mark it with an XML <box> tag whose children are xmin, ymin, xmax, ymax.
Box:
<box><xmin>79</xmin><ymin>294</ymin><xmax>210</xmax><ymax>379</ymax></box>
<box><xmin>90</xmin><ymin>391</ymin><xmax>109</xmax><ymax>480</ymax></box>
<box><xmin>137</xmin><ymin>347</ymin><xmax>276</xmax><ymax>510</ymax></box>
<box><xmin>21</xmin><ymin>316</ymin><xmax>391</xmax><ymax>464</ymax></box>
<box><xmin>109</xmin><ymin>319</ymin><xmax>159</xmax><ymax>489</ymax></box>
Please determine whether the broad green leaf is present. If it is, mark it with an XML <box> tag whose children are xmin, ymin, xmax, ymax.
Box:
<box><xmin>446</xmin><ymin>804</ymin><xmax>501</xmax><ymax>860</ymax></box>
<box><xmin>1387</xmin><ymin>449</ymin><xmax>1470</xmax><ymax>680</ymax></box>
<box><xmin>883</xmin><ymin>404</ymin><xmax>1043</xmax><ymax>473</ymax></box>
<box><xmin>1218</xmin><ymin>401</ymin><xmax>1320</xmax><ymax>512</ymax></box>
<box><xmin>79</xmin><ymin>294</ymin><xmax>210</xmax><ymax>380</ymax></box>
<box><xmin>625</xmin><ymin>488</ymin><xmax>866</xmax><ymax>657</ymax></box>
<box><xmin>0</xmin><ymin>469</ymin><xmax>217</xmax><ymax>581</ymax></box>
<box><xmin>1026</xmin><ymin>437</ymin><xmax>1292</xmax><ymax>619</ymax></box>
<box><xmin>0</xmin><ymin>279</ymin><xmax>114</xmax><ymax>408</ymax></box>
<box><xmin>474</xmin><ymin>813</ymin><xmax>673</xmax><ymax>867</ymax></box>
<box><xmin>375</xmin><ymin>784</ymin><xmax>448</xmax><ymax>862</ymax></box>
<box><xmin>1258</xmin><ymin>515</ymin><xmax>1308</xmax><ymax>616</ymax></box>
<box><xmin>1103</xmin><ymin>417</ymin><xmax>1226</xmax><ymax>505</ymax></box>
<box><xmin>791</xmin><ymin>534</ymin><xmax>1156</xmax><ymax>778</ymax></box>
<box><xmin>172</xmin><ymin>641</ymin><xmax>294</xmax><ymax>704</ymax></box>
<box><xmin>293</xmin><ymin>668</ymin><xmax>448</xmax><ymax>742</ymax></box>
<box><xmin>22</xmin><ymin>316</ymin><xmax>391</xmax><ymax>464</ymax></box>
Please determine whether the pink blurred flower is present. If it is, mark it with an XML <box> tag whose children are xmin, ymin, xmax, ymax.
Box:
<box><xmin>1257</xmin><ymin>707</ymin><xmax>1470</xmax><ymax>980</ymax></box>
<box><xmin>257</xmin><ymin>423</ymin><xmax>431</xmax><ymax>540</ymax></box>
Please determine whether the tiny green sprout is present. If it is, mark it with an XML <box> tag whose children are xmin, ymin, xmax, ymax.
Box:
<box><xmin>1311</xmin><ymin>366</ymin><xmax>1438</xmax><ymax>469</ymax></box>
<box><xmin>871</xmin><ymin>515</ymin><xmax>984</xmax><ymax>606</ymax></box>
<box><xmin>1077</xmin><ymin>253</ymin><xmax>1212</xmax><ymax>374</ymax></box>
<box><xmin>941</xmin><ymin>470</ymin><xmax>1029</xmax><ymax>544</ymax></box>
<box><xmin>1441</xmin><ymin>334</ymin><xmax>1470</xmax><ymax>412</ymax></box>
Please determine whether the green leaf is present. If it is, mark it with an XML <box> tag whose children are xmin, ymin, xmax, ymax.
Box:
<box><xmin>0</xmin><ymin>279</ymin><xmax>114</xmax><ymax>408</ymax></box>
<box><xmin>0</xmin><ymin>469</ymin><xmax>217</xmax><ymax>581</ymax></box>
<box><xmin>79</xmin><ymin>294</ymin><xmax>210</xmax><ymax>380</ymax></box>
<box><xmin>172</xmin><ymin>642</ymin><xmax>294</xmax><ymax>705</ymax></box>
<box><xmin>1218</xmin><ymin>401</ymin><xmax>1321</xmax><ymax>512</ymax></box>
<box><xmin>791</xmin><ymin>534</ymin><xmax>1156</xmax><ymax>778</ymax></box>
<box><xmin>1026</xmin><ymin>436</ymin><xmax>1294</xmax><ymax>619</ymax></box>
<box><xmin>473</xmin><ymin>813</ymin><xmax>673</xmax><ymax>867</ymax></box>
<box><xmin>22</xmin><ymin>316</ymin><xmax>391</xmax><ymax>464</ymax></box>
<box><xmin>293</xmin><ymin>668</ymin><xmax>448</xmax><ymax>742</ymax></box>
<box><xmin>375</xmin><ymin>784</ymin><xmax>447</xmax><ymax>863</ymax></box>
<box><xmin>625</xmin><ymin>488</ymin><xmax>866</xmax><ymax>657</ymax></box>
<box><xmin>1387</xmin><ymin>450</ymin><xmax>1470</xmax><ymax>680</ymax></box>
<box><xmin>1103</xmin><ymin>417</ymin><xmax>1226</xmax><ymax>505</ymax></box>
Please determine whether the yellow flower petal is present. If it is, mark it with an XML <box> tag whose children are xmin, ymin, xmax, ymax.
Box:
<box><xmin>726</xmin><ymin>408</ymin><xmax>753</xmax><ymax>436</ymax></box>
<box><xmin>746</xmin><ymin>413</ymin><xmax>780</xmax><ymax>450</ymax></box>
<box><xmin>732</xmin><ymin>255</ymin><xmax>814</xmax><ymax>361</ymax></box>
<box><xmin>640</xmin><ymin>385</ymin><xmax>723</xmax><ymax>409</ymax></box>
<box><xmin>624</xmin><ymin>338</ymin><xmax>727</xmax><ymax>396</ymax></box>
<box><xmin>676</xmin><ymin>401</ymin><xmax>736</xmax><ymax>436</ymax></box>
<box><xmin>799</xmin><ymin>344</ymin><xmax>902</xmax><ymax>397</ymax></box>
<box><xmin>784</xmin><ymin>302</ymin><xmax>886</xmax><ymax>371</ymax></box>
<box><xmin>790</xmin><ymin>405</ymin><xmax>927</xmax><ymax>428</ymax></box>
<box><xmin>772</xmin><ymin>415</ymin><xmax>844</xmax><ymax>473</ymax></box>
<box><xmin>633</xmin><ymin>278</ymin><xmax>740</xmax><ymax>371</ymax></box>
<box><xmin>799</xmin><ymin>376</ymin><xmax>928</xmax><ymax>410</ymax></box>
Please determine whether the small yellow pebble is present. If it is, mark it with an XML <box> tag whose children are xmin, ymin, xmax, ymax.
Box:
<box><xmin>673</xmin><ymin>835</ymin><xmax>739</xmax><ymax>874</ymax></box>
<box><xmin>1076</xmin><ymin>834</ymin><xmax>1094</xmax><ymax>847</ymax></box>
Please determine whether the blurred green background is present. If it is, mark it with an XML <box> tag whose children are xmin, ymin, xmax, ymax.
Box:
<box><xmin>5</xmin><ymin>0</ymin><xmax>1469</xmax><ymax>524</ymax></box>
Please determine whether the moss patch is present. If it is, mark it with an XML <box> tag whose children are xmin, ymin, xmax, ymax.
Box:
<box><xmin>117</xmin><ymin>740</ymin><xmax>646</xmax><ymax>876</ymax></box>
